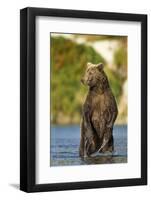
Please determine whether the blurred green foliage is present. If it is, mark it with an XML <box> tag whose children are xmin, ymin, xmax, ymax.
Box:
<box><xmin>114</xmin><ymin>37</ymin><xmax>127</xmax><ymax>79</ymax></box>
<box><xmin>114</xmin><ymin>47</ymin><xmax>127</xmax><ymax>67</ymax></box>
<box><xmin>74</xmin><ymin>34</ymin><xmax>126</xmax><ymax>42</ymax></box>
<box><xmin>104</xmin><ymin>67</ymin><xmax>122</xmax><ymax>102</ymax></box>
<box><xmin>51</xmin><ymin>36</ymin><xmax>126</xmax><ymax>124</ymax></box>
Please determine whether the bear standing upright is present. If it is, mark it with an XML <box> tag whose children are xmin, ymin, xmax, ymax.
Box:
<box><xmin>79</xmin><ymin>62</ymin><xmax>118</xmax><ymax>157</ymax></box>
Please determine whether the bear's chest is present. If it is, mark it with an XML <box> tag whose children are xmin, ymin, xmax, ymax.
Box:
<box><xmin>84</xmin><ymin>91</ymin><xmax>112</xmax><ymax>114</ymax></box>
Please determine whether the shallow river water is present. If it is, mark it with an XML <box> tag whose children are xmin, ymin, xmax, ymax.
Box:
<box><xmin>50</xmin><ymin>125</ymin><xmax>127</xmax><ymax>166</ymax></box>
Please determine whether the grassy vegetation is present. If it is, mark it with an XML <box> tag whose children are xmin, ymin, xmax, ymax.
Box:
<box><xmin>51</xmin><ymin>36</ymin><xmax>125</xmax><ymax>124</ymax></box>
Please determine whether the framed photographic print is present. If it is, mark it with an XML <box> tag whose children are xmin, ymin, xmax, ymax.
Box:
<box><xmin>20</xmin><ymin>7</ymin><xmax>147</xmax><ymax>192</ymax></box>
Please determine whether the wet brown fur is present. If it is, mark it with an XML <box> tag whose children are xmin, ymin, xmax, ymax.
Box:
<box><xmin>79</xmin><ymin>62</ymin><xmax>118</xmax><ymax>157</ymax></box>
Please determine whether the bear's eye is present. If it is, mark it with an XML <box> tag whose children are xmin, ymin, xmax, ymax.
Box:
<box><xmin>89</xmin><ymin>71</ymin><xmax>94</xmax><ymax>76</ymax></box>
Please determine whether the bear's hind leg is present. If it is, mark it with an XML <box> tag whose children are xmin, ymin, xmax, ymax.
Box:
<box><xmin>98</xmin><ymin>128</ymin><xmax>114</xmax><ymax>153</ymax></box>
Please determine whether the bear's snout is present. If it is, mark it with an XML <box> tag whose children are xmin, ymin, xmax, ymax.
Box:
<box><xmin>81</xmin><ymin>78</ymin><xmax>85</xmax><ymax>84</ymax></box>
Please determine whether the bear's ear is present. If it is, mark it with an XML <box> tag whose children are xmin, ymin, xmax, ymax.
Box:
<box><xmin>87</xmin><ymin>62</ymin><xmax>92</xmax><ymax>67</ymax></box>
<box><xmin>97</xmin><ymin>63</ymin><xmax>104</xmax><ymax>71</ymax></box>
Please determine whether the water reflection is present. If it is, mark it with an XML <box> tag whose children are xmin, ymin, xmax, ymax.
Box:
<box><xmin>50</xmin><ymin>125</ymin><xmax>127</xmax><ymax>166</ymax></box>
<box><xmin>81</xmin><ymin>155</ymin><xmax>127</xmax><ymax>165</ymax></box>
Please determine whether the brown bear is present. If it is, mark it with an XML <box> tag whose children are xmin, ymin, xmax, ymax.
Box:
<box><xmin>79</xmin><ymin>62</ymin><xmax>118</xmax><ymax>157</ymax></box>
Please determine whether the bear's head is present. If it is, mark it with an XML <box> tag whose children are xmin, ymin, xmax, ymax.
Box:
<box><xmin>81</xmin><ymin>62</ymin><xmax>109</xmax><ymax>90</ymax></box>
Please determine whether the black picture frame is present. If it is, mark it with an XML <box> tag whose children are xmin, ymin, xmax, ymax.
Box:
<box><xmin>20</xmin><ymin>7</ymin><xmax>147</xmax><ymax>192</ymax></box>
